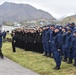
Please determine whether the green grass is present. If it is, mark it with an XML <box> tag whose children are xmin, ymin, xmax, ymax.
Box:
<box><xmin>2</xmin><ymin>42</ymin><xmax>76</xmax><ymax>75</ymax></box>
<box><xmin>6</xmin><ymin>33</ymin><xmax>12</xmax><ymax>38</ymax></box>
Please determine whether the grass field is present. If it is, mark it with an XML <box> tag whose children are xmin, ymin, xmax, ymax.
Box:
<box><xmin>2</xmin><ymin>42</ymin><xmax>76</xmax><ymax>75</ymax></box>
<box><xmin>2</xmin><ymin>34</ymin><xmax>76</xmax><ymax>75</ymax></box>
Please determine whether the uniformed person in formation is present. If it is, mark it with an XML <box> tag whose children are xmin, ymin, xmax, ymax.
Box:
<box><xmin>11</xmin><ymin>30</ymin><xmax>16</xmax><ymax>52</ymax></box>
<box><xmin>11</xmin><ymin>22</ymin><xmax>76</xmax><ymax>70</ymax></box>
<box><xmin>51</xmin><ymin>26</ymin><xmax>62</xmax><ymax>70</ymax></box>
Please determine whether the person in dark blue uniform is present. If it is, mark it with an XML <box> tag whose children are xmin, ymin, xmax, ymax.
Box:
<box><xmin>0</xmin><ymin>31</ymin><xmax>4</xmax><ymax>59</ymax></box>
<box><xmin>45</xmin><ymin>26</ymin><xmax>51</xmax><ymax>57</ymax></box>
<box><xmin>42</xmin><ymin>25</ymin><xmax>53</xmax><ymax>57</ymax></box>
<box><xmin>64</xmin><ymin>28</ymin><xmax>73</xmax><ymax>64</ymax></box>
<box><xmin>49</xmin><ymin>25</ymin><xmax>55</xmax><ymax>58</ymax></box>
<box><xmin>65</xmin><ymin>23</ymin><xmax>70</xmax><ymax>31</ymax></box>
<box><xmin>61</xmin><ymin>28</ymin><xmax>67</xmax><ymax>61</ymax></box>
<box><xmin>51</xmin><ymin>27</ymin><xmax>62</xmax><ymax>70</ymax></box>
<box><xmin>42</xmin><ymin>26</ymin><xmax>47</xmax><ymax>56</ymax></box>
<box><xmin>70</xmin><ymin>22</ymin><xmax>75</xmax><ymax>30</ymax></box>
<box><xmin>71</xmin><ymin>30</ymin><xmax>76</xmax><ymax>67</ymax></box>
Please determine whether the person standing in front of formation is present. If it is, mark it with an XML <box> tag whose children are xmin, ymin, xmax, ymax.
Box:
<box><xmin>0</xmin><ymin>30</ymin><xmax>4</xmax><ymax>59</ymax></box>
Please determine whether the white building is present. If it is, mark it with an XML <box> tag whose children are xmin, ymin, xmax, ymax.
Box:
<box><xmin>2</xmin><ymin>25</ymin><xmax>19</xmax><ymax>33</ymax></box>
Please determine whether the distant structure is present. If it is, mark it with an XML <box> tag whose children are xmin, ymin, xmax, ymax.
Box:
<box><xmin>14</xmin><ymin>22</ymin><xmax>21</xmax><ymax>27</ymax></box>
<box><xmin>2</xmin><ymin>25</ymin><xmax>21</xmax><ymax>33</ymax></box>
<box><xmin>0</xmin><ymin>25</ymin><xmax>2</xmax><ymax>31</ymax></box>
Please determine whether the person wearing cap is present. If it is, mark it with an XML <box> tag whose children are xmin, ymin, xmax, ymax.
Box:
<box><xmin>70</xmin><ymin>22</ymin><xmax>75</xmax><ymax>30</ymax></box>
<box><xmin>44</xmin><ymin>25</ymin><xmax>52</xmax><ymax>57</ymax></box>
<box><xmin>33</xmin><ymin>29</ymin><xmax>39</xmax><ymax>52</ymax></box>
<box><xmin>37</xmin><ymin>27</ymin><xmax>43</xmax><ymax>53</ymax></box>
<box><xmin>11</xmin><ymin>30</ymin><xmax>16</xmax><ymax>52</ymax></box>
<box><xmin>42</xmin><ymin>26</ymin><xmax>49</xmax><ymax>56</ymax></box>
<box><xmin>49</xmin><ymin>25</ymin><xmax>55</xmax><ymax>58</ymax></box>
<box><xmin>65</xmin><ymin>23</ymin><xmax>70</xmax><ymax>30</ymax></box>
<box><xmin>42</xmin><ymin>26</ymin><xmax>46</xmax><ymax>55</ymax></box>
<box><xmin>71</xmin><ymin>30</ymin><xmax>76</xmax><ymax>67</ymax></box>
<box><xmin>51</xmin><ymin>27</ymin><xmax>62</xmax><ymax>70</ymax></box>
<box><xmin>64</xmin><ymin>28</ymin><xmax>73</xmax><ymax>64</ymax></box>
<box><xmin>61</xmin><ymin>27</ymin><xmax>67</xmax><ymax>57</ymax></box>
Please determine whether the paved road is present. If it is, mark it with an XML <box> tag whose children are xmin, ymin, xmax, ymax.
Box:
<box><xmin>0</xmin><ymin>57</ymin><xmax>40</xmax><ymax>75</ymax></box>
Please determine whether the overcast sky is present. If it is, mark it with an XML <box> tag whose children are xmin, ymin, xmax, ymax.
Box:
<box><xmin>0</xmin><ymin>0</ymin><xmax>76</xmax><ymax>19</ymax></box>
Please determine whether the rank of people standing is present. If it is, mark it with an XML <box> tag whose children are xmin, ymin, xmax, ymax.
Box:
<box><xmin>11</xmin><ymin>28</ymin><xmax>43</xmax><ymax>53</ymax></box>
<box><xmin>11</xmin><ymin>22</ymin><xmax>76</xmax><ymax>70</ymax></box>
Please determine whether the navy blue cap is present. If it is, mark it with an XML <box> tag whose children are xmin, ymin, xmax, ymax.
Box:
<box><xmin>67</xmin><ymin>23</ymin><xmax>70</xmax><ymax>25</ymax></box>
<box><xmin>65</xmin><ymin>23</ymin><xmax>70</xmax><ymax>27</ymax></box>
<box><xmin>47</xmin><ymin>24</ymin><xmax>51</xmax><ymax>27</ymax></box>
<box><xmin>59</xmin><ymin>26</ymin><xmax>63</xmax><ymax>27</ymax></box>
<box><xmin>73</xmin><ymin>30</ymin><xmax>76</xmax><ymax>33</ymax></box>
<box><xmin>51</xmin><ymin>24</ymin><xmax>55</xmax><ymax>27</ymax></box>
<box><xmin>55</xmin><ymin>26</ymin><xmax>60</xmax><ymax>30</ymax></box>
<box><xmin>67</xmin><ymin>28</ymin><xmax>72</xmax><ymax>31</ymax></box>
<box><xmin>71</xmin><ymin>22</ymin><xmax>75</xmax><ymax>25</ymax></box>
<box><xmin>43</xmin><ymin>26</ymin><xmax>47</xmax><ymax>27</ymax></box>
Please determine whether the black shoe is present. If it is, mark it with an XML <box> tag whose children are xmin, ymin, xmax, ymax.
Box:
<box><xmin>50</xmin><ymin>56</ymin><xmax>54</xmax><ymax>58</ymax></box>
<box><xmin>73</xmin><ymin>61</ymin><xmax>76</xmax><ymax>66</ymax></box>
<box><xmin>49</xmin><ymin>56</ymin><xmax>52</xmax><ymax>58</ymax></box>
<box><xmin>46</xmin><ymin>55</ymin><xmax>50</xmax><ymax>57</ymax></box>
<box><xmin>54</xmin><ymin>66</ymin><xmax>60</xmax><ymax>70</ymax></box>
<box><xmin>73</xmin><ymin>63</ymin><xmax>76</xmax><ymax>67</ymax></box>
<box><xmin>62</xmin><ymin>59</ymin><xmax>67</xmax><ymax>62</ymax></box>
<box><xmin>43</xmin><ymin>54</ymin><xmax>47</xmax><ymax>56</ymax></box>
<box><xmin>48</xmin><ymin>54</ymin><xmax>51</xmax><ymax>58</ymax></box>
<box><xmin>66</xmin><ymin>60</ymin><xmax>72</xmax><ymax>64</ymax></box>
<box><xmin>53</xmin><ymin>66</ymin><xmax>57</xmax><ymax>69</ymax></box>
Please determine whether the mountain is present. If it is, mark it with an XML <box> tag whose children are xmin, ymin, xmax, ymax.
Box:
<box><xmin>58</xmin><ymin>15</ymin><xmax>76</xmax><ymax>25</ymax></box>
<box><xmin>58</xmin><ymin>15</ymin><xmax>67</xmax><ymax>21</ymax></box>
<box><xmin>0</xmin><ymin>2</ymin><xmax>55</xmax><ymax>23</ymax></box>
